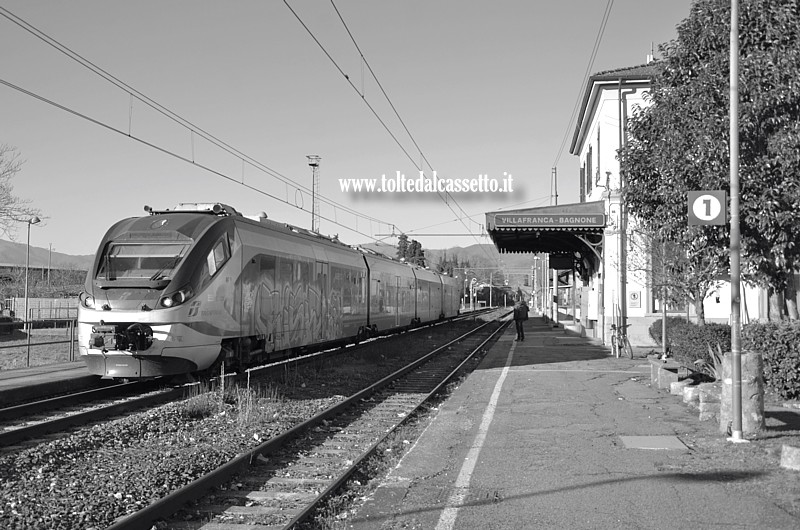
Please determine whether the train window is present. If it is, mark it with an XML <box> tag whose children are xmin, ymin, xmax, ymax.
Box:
<box><xmin>278</xmin><ymin>259</ymin><xmax>293</xmax><ymax>285</ymax></box>
<box><xmin>260</xmin><ymin>255</ymin><xmax>276</xmax><ymax>274</ymax></box>
<box><xmin>206</xmin><ymin>237</ymin><xmax>230</xmax><ymax>277</ymax></box>
<box><xmin>98</xmin><ymin>243</ymin><xmax>189</xmax><ymax>281</ymax></box>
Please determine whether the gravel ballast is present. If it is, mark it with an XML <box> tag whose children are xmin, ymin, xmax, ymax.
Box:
<box><xmin>0</xmin><ymin>319</ymin><xmax>489</xmax><ymax>529</ymax></box>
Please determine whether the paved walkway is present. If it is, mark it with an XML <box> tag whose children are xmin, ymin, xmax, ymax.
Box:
<box><xmin>0</xmin><ymin>361</ymin><xmax>92</xmax><ymax>405</ymax></box>
<box><xmin>348</xmin><ymin>317</ymin><xmax>798</xmax><ymax>529</ymax></box>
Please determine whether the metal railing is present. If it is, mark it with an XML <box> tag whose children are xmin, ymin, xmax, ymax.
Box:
<box><xmin>0</xmin><ymin>317</ymin><xmax>78</xmax><ymax>369</ymax></box>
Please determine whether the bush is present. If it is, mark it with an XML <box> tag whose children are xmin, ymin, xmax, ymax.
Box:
<box><xmin>649</xmin><ymin>318</ymin><xmax>731</xmax><ymax>368</ymax></box>
<box><xmin>648</xmin><ymin>316</ymin><xmax>692</xmax><ymax>346</ymax></box>
<box><xmin>742</xmin><ymin>321</ymin><xmax>800</xmax><ymax>400</ymax></box>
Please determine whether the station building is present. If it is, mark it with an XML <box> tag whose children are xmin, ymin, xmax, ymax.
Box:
<box><xmin>488</xmin><ymin>62</ymin><xmax>767</xmax><ymax>347</ymax></box>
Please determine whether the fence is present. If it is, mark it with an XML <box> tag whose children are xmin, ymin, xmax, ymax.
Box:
<box><xmin>0</xmin><ymin>317</ymin><xmax>78</xmax><ymax>370</ymax></box>
<box><xmin>3</xmin><ymin>297</ymin><xmax>79</xmax><ymax>320</ymax></box>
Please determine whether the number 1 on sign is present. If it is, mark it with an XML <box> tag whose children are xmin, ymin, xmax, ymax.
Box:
<box><xmin>693</xmin><ymin>194</ymin><xmax>722</xmax><ymax>222</ymax></box>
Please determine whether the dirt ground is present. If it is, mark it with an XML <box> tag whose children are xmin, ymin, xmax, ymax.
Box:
<box><xmin>0</xmin><ymin>328</ymin><xmax>78</xmax><ymax>370</ymax></box>
<box><xmin>638</xmin><ymin>378</ymin><xmax>800</xmax><ymax>518</ymax></box>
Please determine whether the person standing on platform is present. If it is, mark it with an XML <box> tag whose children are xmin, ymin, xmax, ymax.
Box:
<box><xmin>513</xmin><ymin>298</ymin><xmax>529</xmax><ymax>341</ymax></box>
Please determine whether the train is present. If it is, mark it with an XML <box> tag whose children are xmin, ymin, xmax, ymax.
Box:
<box><xmin>77</xmin><ymin>203</ymin><xmax>461</xmax><ymax>380</ymax></box>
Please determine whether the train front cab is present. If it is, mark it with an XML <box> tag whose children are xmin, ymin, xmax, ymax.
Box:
<box><xmin>77</xmin><ymin>213</ymin><xmax>237</xmax><ymax>379</ymax></box>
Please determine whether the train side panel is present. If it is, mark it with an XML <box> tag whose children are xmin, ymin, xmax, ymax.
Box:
<box><xmin>362</xmin><ymin>254</ymin><xmax>417</xmax><ymax>331</ymax></box>
<box><xmin>441</xmin><ymin>275</ymin><xmax>460</xmax><ymax>317</ymax></box>
<box><xmin>231</xmin><ymin>220</ymin><xmax>368</xmax><ymax>358</ymax></box>
<box><xmin>412</xmin><ymin>268</ymin><xmax>443</xmax><ymax>322</ymax></box>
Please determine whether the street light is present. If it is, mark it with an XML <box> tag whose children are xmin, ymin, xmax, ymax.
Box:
<box><xmin>24</xmin><ymin>216</ymin><xmax>41</xmax><ymax>332</ymax></box>
<box><xmin>48</xmin><ymin>243</ymin><xmax>54</xmax><ymax>289</ymax></box>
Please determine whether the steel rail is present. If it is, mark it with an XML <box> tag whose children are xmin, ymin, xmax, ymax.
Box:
<box><xmin>284</xmin><ymin>316</ymin><xmax>512</xmax><ymax>528</ymax></box>
<box><xmin>0</xmin><ymin>381</ymin><xmax>138</xmax><ymax>421</ymax></box>
<box><xmin>107</xmin><ymin>313</ymin><xmax>509</xmax><ymax>530</ymax></box>
<box><xmin>0</xmin><ymin>385</ymin><xmax>185</xmax><ymax>447</ymax></box>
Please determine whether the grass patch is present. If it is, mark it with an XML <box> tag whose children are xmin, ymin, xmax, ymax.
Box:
<box><xmin>181</xmin><ymin>380</ymin><xmax>284</xmax><ymax>428</ymax></box>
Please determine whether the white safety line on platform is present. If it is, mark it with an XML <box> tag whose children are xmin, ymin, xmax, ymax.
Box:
<box><xmin>434</xmin><ymin>337</ymin><xmax>517</xmax><ymax>530</ymax></box>
<box><xmin>512</xmin><ymin>368</ymin><xmax>647</xmax><ymax>374</ymax></box>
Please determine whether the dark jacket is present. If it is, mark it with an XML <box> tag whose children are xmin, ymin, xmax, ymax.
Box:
<box><xmin>513</xmin><ymin>302</ymin><xmax>529</xmax><ymax>321</ymax></box>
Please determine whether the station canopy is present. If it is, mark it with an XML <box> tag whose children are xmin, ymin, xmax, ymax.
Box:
<box><xmin>485</xmin><ymin>201</ymin><xmax>605</xmax><ymax>281</ymax></box>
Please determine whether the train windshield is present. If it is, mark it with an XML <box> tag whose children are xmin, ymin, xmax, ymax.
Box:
<box><xmin>97</xmin><ymin>243</ymin><xmax>190</xmax><ymax>282</ymax></box>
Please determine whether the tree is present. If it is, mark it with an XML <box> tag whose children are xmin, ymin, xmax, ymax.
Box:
<box><xmin>1</xmin><ymin>144</ymin><xmax>41</xmax><ymax>239</ymax></box>
<box><xmin>620</xmin><ymin>0</ymin><xmax>800</xmax><ymax>320</ymax></box>
<box><xmin>627</xmin><ymin>220</ymin><xmax>724</xmax><ymax>324</ymax></box>
<box><xmin>407</xmin><ymin>239</ymin><xmax>426</xmax><ymax>267</ymax></box>
<box><xmin>396</xmin><ymin>233</ymin><xmax>427</xmax><ymax>267</ymax></box>
<box><xmin>396</xmin><ymin>234</ymin><xmax>409</xmax><ymax>262</ymax></box>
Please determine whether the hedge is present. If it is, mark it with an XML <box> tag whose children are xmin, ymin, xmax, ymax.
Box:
<box><xmin>742</xmin><ymin>321</ymin><xmax>800</xmax><ymax>400</ymax></box>
<box><xmin>648</xmin><ymin>317</ymin><xmax>731</xmax><ymax>367</ymax></box>
<box><xmin>649</xmin><ymin>318</ymin><xmax>800</xmax><ymax>400</ymax></box>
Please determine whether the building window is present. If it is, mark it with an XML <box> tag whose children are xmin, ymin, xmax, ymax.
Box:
<box><xmin>586</xmin><ymin>146</ymin><xmax>593</xmax><ymax>195</ymax></box>
<box><xmin>595</xmin><ymin>126</ymin><xmax>601</xmax><ymax>185</ymax></box>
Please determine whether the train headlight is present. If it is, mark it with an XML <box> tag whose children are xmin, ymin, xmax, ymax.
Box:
<box><xmin>79</xmin><ymin>292</ymin><xmax>95</xmax><ymax>309</ymax></box>
<box><xmin>159</xmin><ymin>285</ymin><xmax>194</xmax><ymax>308</ymax></box>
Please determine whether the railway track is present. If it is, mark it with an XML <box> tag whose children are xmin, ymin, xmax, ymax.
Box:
<box><xmin>108</xmin><ymin>313</ymin><xmax>510</xmax><ymax>530</ymax></box>
<box><xmin>0</xmin><ymin>308</ymin><xmax>495</xmax><ymax>453</ymax></box>
<box><xmin>0</xmin><ymin>382</ymin><xmax>184</xmax><ymax>449</ymax></box>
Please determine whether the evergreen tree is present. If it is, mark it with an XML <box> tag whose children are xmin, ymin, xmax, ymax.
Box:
<box><xmin>620</xmin><ymin>0</ymin><xmax>800</xmax><ymax>320</ymax></box>
<box><xmin>396</xmin><ymin>234</ymin><xmax>409</xmax><ymax>261</ymax></box>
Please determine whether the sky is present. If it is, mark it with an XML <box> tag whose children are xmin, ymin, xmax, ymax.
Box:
<box><xmin>0</xmin><ymin>0</ymin><xmax>693</xmax><ymax>257</ymax></box>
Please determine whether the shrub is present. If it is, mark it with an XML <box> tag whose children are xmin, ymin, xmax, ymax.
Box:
<box><xmin>648</xmin><ymin>316</ymin><xmax>692</xmax><ymax>346</ymax></box>
<box><xmin>742</xmin><ymin>321</ymin><xmax>800</xmax><ymax>400</ymax></box>
<box><xmin>649</xmin><ymin>318</ymin><xmax>731</xmax><ymax>368</ymax></box>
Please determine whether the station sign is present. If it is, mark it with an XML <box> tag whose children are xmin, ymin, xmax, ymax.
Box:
<box><xmin>493</xmin><ymin>213</ymin><xmax>605</xmax><ymax>228</ymax></box>
<box><xmin>688</xmin><ymin>191</ymin><xmax>727</xmax><ymax>226</ymax></box>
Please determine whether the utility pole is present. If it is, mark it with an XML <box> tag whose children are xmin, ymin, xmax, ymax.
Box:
<box><xmin>729</xmin><ymin>0</ymin><xmax>744</xmax><ymax>442</ymax></box>
<box><xmin>551</xmin><ymin>167</ymin><xmax>558</xmax><ymax>206</ymax></box>
<box><xmin>307</xmin><ymin>155</ymin><xmax>321</xmax><ymax>232</ymax></box>
<box><xmin>48</xmin><ymin>244</ymin><xmax>53</xmax><ymax>289</ymax></box>
<box><xmin>551</xmin><ymin>169</ymin><xmax>559</xmax><ymax>325</ymax></box>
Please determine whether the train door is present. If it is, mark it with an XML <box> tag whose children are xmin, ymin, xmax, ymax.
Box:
<box><xmin>315</xmin><ymin>261</ymin><xmax>329</xmax><ymax>341</ymax></box>
<box><xmin>395</xmin><ymin>276</ymin><xmax>401</xmax><ymax>327</ymax></box>
<box><xmin>258</xmin><ymin>254</ymin><xmax>277</xmax><ymax>352</ymax></box>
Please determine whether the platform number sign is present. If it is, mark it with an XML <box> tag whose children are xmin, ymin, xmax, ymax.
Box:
<box><xmin>688</xmin><ymin>191</ymin><xmax>727</xmax><ymax>226</ymax></box>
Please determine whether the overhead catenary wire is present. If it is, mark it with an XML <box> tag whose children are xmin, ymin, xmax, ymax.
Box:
<box><xmin>551</xmin><ymin>0</ymin><xmax>614</xmax><ymax>169</ymax></box>
<box><xmin>0</xmin><ymin>6</ymin><xmax>394</xmax><ymax>233</ymax></box>
<box><xmin>287</xmin><ymin>0</ymin><xmax>494</xmax><ymax>263</ymax></box>
<box><xmin>329</xmin><ymin>0</ymin><xmax>492</xmax><ymax>251</ymax></box>
<box><xmin>331</xmin><ymin>1</ymin><xmax>487</xmax><ymax>246</ymax></box>
<box><xmin>400</xmin><ymin>195</ymin><xmax>553</xmax><ymax>241</ymax></box>
<box><xmin>0</xmin><ymin>78</ymin><xmax>389</xmax><ymax>242</ymax></box>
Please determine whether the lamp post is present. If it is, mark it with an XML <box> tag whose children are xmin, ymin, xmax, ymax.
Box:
<box><xmin>48</xmin><ymin>243</ymin><xmax>54</xmax><ymax>289</ymax></box>
<box><xmin>306</xmin><ymin>155</ymin><xmax>321</xmax><ymax>232</ymax></box>
<box><xmin>24</xmin><ymin>216</ymin><xmax>41</xmax><ymax>332</ymax></box>
<box><xmin>470</xmin><ymin>278</ymin><xmax>477</xmax><ymax>311</ymax></box>
<box><xmin>486</xmin><ymin>271</ymin><xmax>490</xmax><ymax>308</ymax></box>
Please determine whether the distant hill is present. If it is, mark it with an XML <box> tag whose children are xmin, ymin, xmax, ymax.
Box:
<box><xmin>0</xmin><ymin>239</ymin><xmax>94</xmax><ymax>271</ymax></box>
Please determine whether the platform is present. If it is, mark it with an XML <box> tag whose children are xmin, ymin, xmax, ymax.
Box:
<box><xmin>348</xmin><ymin>317</ymin><xmax>798</xmax><ymax>529</ymax></box>
<box><xmin>0</xmin><ymin>361</ymin><xmax>96</xmax><ymax>406</ymax></box>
